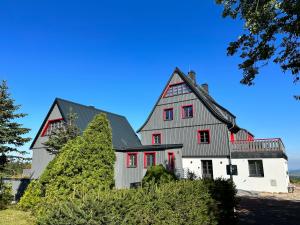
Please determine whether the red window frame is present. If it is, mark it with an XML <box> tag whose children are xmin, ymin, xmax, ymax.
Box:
<box><xmin>152</xmin><ymin>133</ymin><xmax>162</xmax><ymax>144</ymax></box>
<box><xmin>181</xmin><ymin>104</ymin><xmax>194</xmax><ymax>119</ymax></box>
<box><xmin>247</xmin><ymin>134</ymin><xmax>254</xmax><ymax>141</ymax></box>
<box><xmin>230</xmin><ymin>132</ymin><xmax>235</xmax><ymax>143</ymax></box>
<box><xmin>144</xmin><ymin>152</ymin><xmax>156</xmax><ymax>168</ymax></box>
<box><xmin>126</xmin><ymin>153</ymin><xmax>138</xmax><ymax>168</ymax></box>
<box><xmin>168</xmin><ymin>152</ymin><xmax>175</xmax><ymax>170</ymax></box>
<box><xmin>163</xmin><ymin>82</ymin><xmax>186</xmax><ymax>98</ymax></box>
<box><xmin>197</xmin><ymin>129</ymin><xmax>210</xmax><ymax>144</ymax></box>
<box><xmin>163</xmin><ymin>107</ymin><xmax>174</xmax><ymax>121</ymax></box>
<box><xmin>41</xmin><ymin>118</ymin><xmax>64</xmax><ymax>137</ymax></box>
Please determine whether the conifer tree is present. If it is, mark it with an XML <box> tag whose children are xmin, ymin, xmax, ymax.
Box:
<box><xmin>0</xmin><ymin>80</ymin><xmax>31</xmax><ymax>171</ymax></box>
<box><xmin>44</xmin><ymin>110</ymin><xmax>80</xmax><ymax>154</ymax></box>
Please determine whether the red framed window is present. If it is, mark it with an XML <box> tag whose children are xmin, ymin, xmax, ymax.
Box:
<box><xmin>144</xmin><ymin>152</ymin><xmax>156</xmax><ymax>168</ymax></box>
<box><xmin>182</xmin><ymin>105</ymin><xmax>193</xmax><ymax>119</ymax></box>
<box><xmin>230</xmin><ymin>132</ymin><xmax>235</xmax><ymax>143</ymax></box>
<box><xmin>127</xmin><ymin>153</ymin><xmax>138</xmax><ymax>168</ymax></box>
<box><xmin>164</xmin><ymin>82</ymin><xmax>191</xmax><ymax>98</ymax></box>
<box><xmin>168</xmin><ymin>152</ymin><xmax>175</xmax><ymax>171</ymax></box>
<box><xmin>198</xmin><ymin>130</ymin><xmax>210</xmax><ymax>144</ymax></box>
<box><xmin>41</xmin><ymin>118</ymin><xmax>64</xmax><ymax>137</ymax></box>
<box><xmin>163</xmin><ymin>108</ymin><xmax>173</xmax><ymax>121</ymax></box>
<box><xmin>247</xmin><ymin>134</ymin><xmax>254</xmax><ymax>141</ymax></box>
<box><xmin>152</xmin><ymin>133</ymin><xmax>161</xmax><ymax>144</ymax></box>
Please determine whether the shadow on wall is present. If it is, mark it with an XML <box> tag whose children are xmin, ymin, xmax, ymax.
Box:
<box><xmin>3</xmin><ymin>178</ymin><xmax>31</xmax><ymax>201</ymax></box>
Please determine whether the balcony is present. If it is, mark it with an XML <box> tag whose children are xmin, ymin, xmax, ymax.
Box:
<box><xmin>230</xmin><ymin>138</ymin><xmax>285</xmax><ymax>153</ymax></box>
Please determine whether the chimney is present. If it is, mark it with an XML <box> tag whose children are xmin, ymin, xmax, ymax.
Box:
<box><xmin>201</xmin><ymin>83</ymin><xmax>209</xmax><ymax>94</ymax></box>
<box><xmin>188</xmin><ymin>70</ymin><xmax>196</xmax><ymax>85</ymax></box>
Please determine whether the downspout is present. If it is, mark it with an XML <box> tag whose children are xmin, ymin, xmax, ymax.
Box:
<box><xmin>227</xmin><ymin>122</ymin><xmax>235</xmax><ymax>181</ymax></box>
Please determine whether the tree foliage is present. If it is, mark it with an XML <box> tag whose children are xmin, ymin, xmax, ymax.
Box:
<box><xmin>0</xmin><ymin>180</ymin><xmax>13</xmax><ymax>210</ymax></box>
<box><xmin>142</xmin><ymin>165</ymin><xmax>177</xmax><ymax>186</ymax></box>
<box><xmin>0</xmin><ymin>80</ymin><xmax>31</xmax><ymax>170</ymax></box>
<box><xmin>43</xmin><ymin>110</ymin><xmax>80</xmax><ymax>154</ymax></box>
<box><xmin>216</xmin><ymin>0</ymin><xmax>300</xmax><ymax>88</ymax></box>
<box><xmin>19</xmin><ymin>113</ymin><xmax>116</xmax><ymax>211</ymax></box>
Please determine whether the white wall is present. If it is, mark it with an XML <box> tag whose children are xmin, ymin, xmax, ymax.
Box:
<box><xmin>232</xmin><ymin>158</ymin><xmax>289</xmax><ymax>193</ymax></box>
<box><xmin>182</xmin><ymin>157</ymin><xmax>289</xmax><ymax>193</ymax></box>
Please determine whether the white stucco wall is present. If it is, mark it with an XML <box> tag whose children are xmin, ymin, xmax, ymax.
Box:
<box><xmin>182</xmin><ymin>157</ymin><xmax>289</xmax><ymax>193</ymax></box>
<box><xmin>231</xmin><ymin>158</ymin><xmax>289</xmax><ymax>193</ymax></box>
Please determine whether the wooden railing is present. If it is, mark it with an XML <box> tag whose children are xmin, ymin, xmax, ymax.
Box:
<box><xmin>230</xmin><ymin>138</ymin><xmax>285</xmax><ymax>152</ymax></box>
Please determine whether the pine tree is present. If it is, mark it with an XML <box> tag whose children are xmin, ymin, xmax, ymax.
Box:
<box><xmin>44</xmin><ymin>109</ymin><xmax>80</xmax><ymax>154</ymax></box>
<box><xmin>0</xmin><ymin>80</ymin><xmax>31</xmax><ymax>171</ymax></box>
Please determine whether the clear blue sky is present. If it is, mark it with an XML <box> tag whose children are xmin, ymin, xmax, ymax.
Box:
<box><xmin>1</xmin><ymin>1</ymin><xmax>299</xmax><ymax>169</ymax></box>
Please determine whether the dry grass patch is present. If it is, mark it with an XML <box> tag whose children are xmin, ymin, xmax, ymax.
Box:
<box><xmin>0</xmin><ymin>208</ymin><xmax>35</xmax><ymax>225</ymax></box>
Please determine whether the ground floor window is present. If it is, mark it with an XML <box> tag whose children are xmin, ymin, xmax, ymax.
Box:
<box><xmin>127</xmin><ymin>153</ymin><xmax>138</xmax><ymax>168</ymax></box>
<box><xmin>202</xmin><ymin>160</ymin><xmax>213</xmax><ymax>179</ymax></box>
<box><xmin>248</xmin><ymin>160</ymin><xmax>264</xmax><ymax>177</ymax></box>
<box><xmin>144</xmin><ymin>152</ymin><xmax>156</xmax><ymax>168</ymax></box>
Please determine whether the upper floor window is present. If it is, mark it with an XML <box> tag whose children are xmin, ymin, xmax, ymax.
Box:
<box><xmin>230</xmin><ymin>132</ymin><xmax>235</xmax><ymax>143</ymax></box>
<box><xmin>144</xmin><ymin>152</ymin><xmax>156</xmax><ymax>168</ymax></box>
<box><xmin>163</xmin><ymin>108</ymin><xmax>173</xmax><ymax>121</ymax></box>
<box><xmin>164</xmin><ymin>83</ymin><xmax>191</xmax><ymax>98</ymax></box>
<box><xmin>41</xmin><ymin>118</ymin><xmax>64</xmax><ymax>136</ymax></box>
<box><xmin>127</xmin><ymin>153</ymin><xmax>138</xmax><ymax>168</ymax></box>
<box><xmin>182</xmin><ymin>105</ymin><xmax>193</xmax><ymax>119</ymax></box>
<box><xmin>248</xmin><ymin>160</ymin><xmax>264</xmax><ymax>177</ymax></box>
<box><xmin>198</xmin><ymin>130</ymin><xmax>210</xmax><ymax>144</ymax></box>
<box><xmin>152</xmin><ymin>133</ymin><xmax>161</xmax><ymax>144</ymax></box>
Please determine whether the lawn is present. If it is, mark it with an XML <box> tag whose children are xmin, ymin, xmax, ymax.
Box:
<box><xmin>0</xmin><ymin>208</ymin><xmax>35</xmax><ymax>225</ymax></box>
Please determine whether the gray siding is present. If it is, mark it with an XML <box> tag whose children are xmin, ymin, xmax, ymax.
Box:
<box><xmin>31</xmin><ymin>104</ymin><xmax>62</xmax><ymax>178</ymax></box>
<box><xmin>139</xmin><ymin>72</ymin><xmax>230</xmax><ymax>157</ymax></box>
<box><xmin>236</xmin><ymin>129</ymin><xmax>252</xmax><ymax>140</ymax></box>
<box><xmin>115</xmin><ymin>148</ymin><xmax>182</xmax><ymax>188</ymax></box>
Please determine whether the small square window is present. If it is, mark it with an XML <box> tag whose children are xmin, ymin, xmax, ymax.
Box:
<box><xmin>164</xmin><ymin>108</ymin><xmax>173</xmax><ymax>121</ymax></box>
<box><xmin>248</xmin><ymin>160</ymin><xmax>264</xmax><ymax>177</ymax></box>
<box><xmin>152</xmin><ymin>133</ymin><xmax>161</xmax><ymax>144</ymax></box>
<box><xmin>127</xmin><ymin>153</ymin><xmax>138</xmax><ymax>168</ymax></box>
<box><xmin>182</xmin><ymin>105</ymin><xmax>193</xmax><ymax>118</ymax></box>
<box><xmin>198</xmin><ymin>130</ymin><xmax>210</xmax><ymax>144</ymax></box>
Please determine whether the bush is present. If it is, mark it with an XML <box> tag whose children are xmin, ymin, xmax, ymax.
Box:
<box><xmin>142</xmin><ymin>165</ymin><xmax>177</xmax><ymax>186</ymax></box>
<box><xmin>36</xmin><ymin>180</ymin><xmax>219</xmax><ymax>225</ymax></box>
<box><xmin>0</xmin><ymin>180</ymin><xmax>13</xmax><ymax>210</ymax></box>
<box><xmin>202</xmin><ymin>178</ymin><xmax>237</xmax><ymax>225</ymax></box>
<box><xmin>19</xmin><ymin>113</ymin><xmax>115</xmax><ymax>212</ymax></box>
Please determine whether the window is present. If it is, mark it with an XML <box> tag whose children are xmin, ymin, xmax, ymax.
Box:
<box><xmin>198</xmin><ymin>130</ymin><xmax>210</xmax><ymax>144</ymax></box>
<box><xmin>152</xmin><ymin>133</ymin><xmax>161</xmax><ymax>144</ymax></box>
<box><xmin>41</xmin><ymin>118</ymin><xmax>64</xmax><ymax>136</ymax></box>
<box><xmin>230</xmin><ymin>132</ymin><xmax>235</xmax><ymax>143</ymax></box>
<box><xmin>168</xmin><ymin>152</ymin><xmax>175</xmax><ymax>171</ymax></box>
<box><xmin>163</xmin><ymin>108</ymin><xmax>173</xmax><ymax>121</ymax></box>
<box><xmin>182</xmin><ymin>105</ymin><xmax>193</xmax><ymax>118</ymax></box>
<box><xmin>248</xmin><ymin>160</ymin><xmax>264</xmax><ymax>177</ymax></box>
<box><xmin>164</xmin><ymin>83</ymin><xmax>191</xmax><ymax>98</ymax></box>
<box><xmin>202</xmin><ymin>160</ymin><xmax>213</xmax><ymax>179</ymax></box>
<box><xmin>127</xmin><ymin>153</ymin><xmax>138</xmax><ymax>168</ymax></box>
<box><xmin>144</xmin><ymin>152</ymin><xmax>156</xmax><ymax>168</ymax></box>
<box><xmin>247</xmin><ymin>134</ymin><xmax>254</xmax><ymax>141</ymax></box>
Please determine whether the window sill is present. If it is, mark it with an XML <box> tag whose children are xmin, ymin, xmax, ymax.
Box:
<box><xmin>127</xmin><ymin>166</ymin><xmax>137</xmax><ymax>168</ymax></box>
<box><xmin>249</xmin><ymin>175</ymin><xmax>264</xmax><ymax>178</ymax></box>
<box><xmin>198</xmin><ymin>142</ymin><xmax>210</xmax><ymax>144</ymax></box>
<box><xmin>182</xmin><ymin>117</ymin><xmax>193</xmax><ymax>119</ymax></box>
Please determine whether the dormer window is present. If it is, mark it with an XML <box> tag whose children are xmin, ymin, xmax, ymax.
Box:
<box><xmin>152</xmin><ymin>133</ymin><xmax>161</xmax><ymax>144</ymax></box>
<box><xmin>164</xmin><ymin>83</ymin><xmax>191</xmax><ymax>98</ymax></box>
<box><xmin>41</xmin><ymin>118</ymin><xmax>64</xmax><ymax>136</ymax></box>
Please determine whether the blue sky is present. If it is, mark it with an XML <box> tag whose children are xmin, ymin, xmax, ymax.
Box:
<box><xmin>1</xmin><ymin>1</ymin><xmax>299</xmax><ymax>169</ymax></box>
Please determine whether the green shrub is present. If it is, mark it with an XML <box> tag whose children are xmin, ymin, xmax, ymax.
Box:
<box><xmin>36</xmin><ymin>180</ymin><xmax>219</xmax><ymax>225</ymax></box>
<box><xmin>202</xmin><ymin>178</ymin><xmax>237</xmax><ymax>225</ymax></box>
<box><xmin>0</xmin><ymin>180</ymin><xmax>13</xmax><ymax>210</ymax></box>
<box><xmin>142</xmin><ymin>164</ymin><xmax>177</xmax><ymax>186</ymax></box>
<box><xmin>19</xmin><ymin>113</ymin><xmax>115</xmax><ymax>212</ymax></box>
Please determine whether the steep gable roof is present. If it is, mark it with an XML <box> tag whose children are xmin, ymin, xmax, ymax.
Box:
<box><xmin>30</xmin><ymin>98</ymin><xmax>142</xmax><ymax>150</ymax></box>
<box><xmin>137</xmin><ymin>67</ymin><xmax>236</xmax><ymax>132</ymax></box>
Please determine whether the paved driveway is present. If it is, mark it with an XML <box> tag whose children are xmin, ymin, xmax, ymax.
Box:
<box><xmin>237</xmin><ymin>196</ymin><xmax>300</xmax><ymax>225</ymax></box>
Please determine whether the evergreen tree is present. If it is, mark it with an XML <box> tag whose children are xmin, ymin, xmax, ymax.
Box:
<box><xmin>0</xmin><ymin>80</ymin><xmax>31</xmax><ymax>171</ymax></box>
<box><xmin>44</xmin><ymin>110</ymin><xmax>80</xmax><ymax>154</ymax></box>
<box><xmin>19</xmin><ymin>113</ymin><xmax>116</xmax><ymax>211</ymax></box>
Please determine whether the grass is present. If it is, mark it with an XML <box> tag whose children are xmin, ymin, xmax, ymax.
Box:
<box><xmin>0</xmin><ymin>207</ymin><xmax>35</xmax><ymax>225</ymax></box>
<box><xmin>290</xmin><ymin>176</ymin><xmax>300</xmax><ymax>185</ymax></box>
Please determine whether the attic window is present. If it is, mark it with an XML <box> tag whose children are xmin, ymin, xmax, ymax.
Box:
<box><xmin>41</xmin><ymin>118</ymin><xmax>64</xmax><ymax>136</ymax></box>
<box><xmin>164</xmin><ymin>83</ymin><xmax>191</xmax><ymax>98</ymax></box>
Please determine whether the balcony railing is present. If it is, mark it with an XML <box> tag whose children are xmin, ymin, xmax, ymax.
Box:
<box><xmin>230</xmin><ymin>138</ymin><xmax>285</xmax><ymax>152</ymax></box>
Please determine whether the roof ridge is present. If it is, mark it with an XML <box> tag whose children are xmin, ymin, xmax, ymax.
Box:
<box><xmin>55</xmin><ymin>98</ymin><xmax>125</xmax><ymax>118</ymax></box>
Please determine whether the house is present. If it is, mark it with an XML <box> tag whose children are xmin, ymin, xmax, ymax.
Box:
<box><xmin>26</xmin><ymin>68</ymin><xmax>290</xmax><ymax>193</ymax></box>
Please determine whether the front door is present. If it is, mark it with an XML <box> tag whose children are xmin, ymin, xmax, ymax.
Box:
<box><xmin>202</xmin><ymin>160</ymin><xmax>213</xmax><ymax>179</ymax></box>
